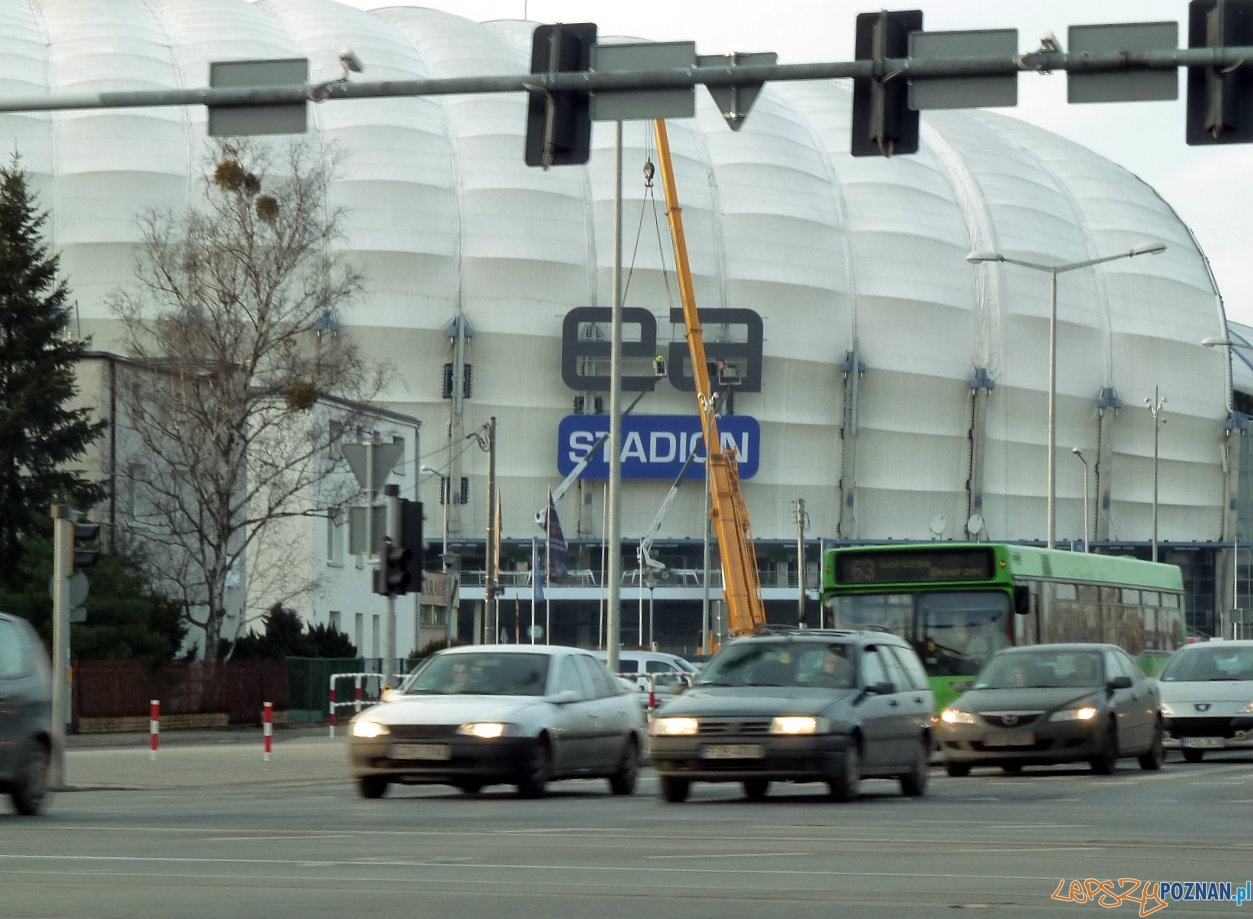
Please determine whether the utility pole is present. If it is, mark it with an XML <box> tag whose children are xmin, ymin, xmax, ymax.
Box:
<box><xmin>383</xmin><ymin>484</ymin><xmax>400</xmax><ymax>684</ymax></box>
<box><xmin>49</xmin><ymin>505</ymin><xmax>73</xmax><ymax>789</ymax></box>
<box><xmin>795</xmin><ymin>498</ymin><xmax>806</xmax><ymax>626</ymax></box>
<box><xmin>484</xmin><ymin>416</ymin><xmax>497</xmax><ymax>642</ymax></box>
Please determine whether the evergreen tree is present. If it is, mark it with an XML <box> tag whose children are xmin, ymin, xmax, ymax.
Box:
<box><xmin>0</xmin><ymin>154</ymin><xmax>106</xmax><ymax>581</ymax></box>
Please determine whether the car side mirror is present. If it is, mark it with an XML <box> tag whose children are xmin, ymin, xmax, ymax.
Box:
<box><xmin>952</xmin><ymin>680</ymin><xmax>971</xmax><ymax>693</ymax></box>
<box><xmin>866</xmin><ymin>680</ymin><xmax>895</xmax><ymax>695</ymax></box>
<box><xmin>552</xmin><ymin>689</ymin><xmax>580</xmax><ymax>704</ymax></box>
<box><xmin>381</xmin><ymin>688</ymin><xmax>399</xmax><ymax>702</ymax></box>
<box><xmin>1108</xmin><ymin>675</ymin><xmax>1133</xmax><ymax>690</ymax></box>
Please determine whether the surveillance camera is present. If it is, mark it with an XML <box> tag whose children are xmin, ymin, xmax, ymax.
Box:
<box><xmin>1039</xmin><ymin>31</ymin><xmax>1062</xmax><ymax>53</ymax></box>
<box><xmin>338</xmin><ymin>48</ymin><xmax>364</xmax><ymax>74</ymax></box>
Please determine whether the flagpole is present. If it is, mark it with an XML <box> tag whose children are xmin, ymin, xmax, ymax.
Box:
<box><xmin>530</xmin><ymin>536</ymin><xmax>537</xmax><ymax>645</ymax></box>
<box><xmin>546</xmin><ymin>487</ymin><xmax>553</xmax><ymax>645</ymax></box>
<box><xmin>599</xmin><ymin>481</ymin><xmax>607</xmax><ymax>649</ymax></box>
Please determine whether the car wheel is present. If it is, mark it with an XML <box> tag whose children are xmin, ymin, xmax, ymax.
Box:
<box><xmin>608</xmin><ymin>736</ymin><xmax>639</xmax><ymax>796</ymax></box>
<box><xmin>10</xmin><ymin>741</ymin><xmax>51</xmax><ymax>816</ymax></box>
<box><xmin>899</xmin><ymin>738</ymin><xmax>930</xmax><ymax>797</ymax></box>
<box><xmin>1001</xmin><ymin>763</ymin><xmax>1023</xmax><ymax>774</ymax></box>
<box><xmin>660</xmin><ymin>775</ymin><xmax>690</xmax><ymax>803</ymax></box>
<box><xmin>743</xmin><ymin>778</ymin><xmax>770</xmax><ymax>800</ymax></box>
<box><xmin>1182</xmin><ymin>748</ymin><xmax>1204</xmax><ymax>764</ymax></box>
<box><xmin>516</xmin><ymin>738</ymin><xmax>550</xmax><ymax>798</ymax></box>
<box><xmin>828</xmin><ymin>743</ymin><xmax>861</xmax><ymax>803</ymax></box>
<box><xmin>1090</xmin><ymin>721</ymin><xmax>1118</xmax><ymax>775</ymax></box>
<box><xmin>456</xmin><ymin>781</ymin><xmax>483</xmax><ymax>795</ymax></box>
<box><xmin>357</xmin><ymin>775</ymin><xmax>389</xmax><ymax>799</ymax></box>
<box><xmin>944</xmin><ymin>761</ymin><xmax>971</xmax><ymax>778</ymax></box>
<box><xmin>1138</xmin><ymin>724</ymin><xmax>1165</xmax><ymax>771</ymax></box>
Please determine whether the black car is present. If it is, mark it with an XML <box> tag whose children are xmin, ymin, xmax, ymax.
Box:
<box><xmin>647</xmin><ymin>628</ymin><xmax>935</xmax><ymax>803</ymax></box>
<box><xmin>0</xmin><ymin>612</ymin><xmax>54</xmax><ymax>815</ymax></box>
<box><xmin>937</xmin><ymin>643</ymin><xmax>1165</xmax><ymax>775</ymax></box>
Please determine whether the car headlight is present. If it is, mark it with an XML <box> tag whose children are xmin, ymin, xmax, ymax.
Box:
<box><xmin>1160</xmin><ymin>701</ymin><xmax>1177</xmax><ymax>717</ymax></box>
<box><xmin>456</xmin><ymin>722</ymin><xmax>518</xmax><ymax>739</ymax></box>
<box><xmin>651</xmin><ymin>716</ymin><xmax>699</xmax><ymax>736</ymax></box>
<box><xmin>351</xmin><ymin>720</ymin><xmax>391</xmax><ymax>739</ymax></box>
<box><xmin>770</xmin><ymin>715</ymin><xmax>828</xmax><ymax>735</ymax></box>
<box><xmin>1049</xmin><ymin>706</ymin><xmax>1099</xmax><ymax>722</ymax></box>
<box><xmin>1243</xmin><ymin>701</ymin><xmax>1253</xmax><ymax>714</ymax></box>
<box><xmin>940</xmin><ymin>709</ymin><xmax>976</xmax><ymax>725</ymax></box>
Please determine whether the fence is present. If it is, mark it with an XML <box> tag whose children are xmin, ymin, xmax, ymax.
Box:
<box><xmin>73</xmin><ymin>659</ymin><xmax>289</xmax><ymax>732</ymax></box>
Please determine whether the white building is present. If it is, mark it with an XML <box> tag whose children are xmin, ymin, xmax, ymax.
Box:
<box><xmin>5</xmin><ymin>0</ymin><xmax>1249</xmax><ymax>657</ymax></box>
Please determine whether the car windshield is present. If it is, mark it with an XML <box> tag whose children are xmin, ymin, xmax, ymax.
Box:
<box><xmin>972</xmin><ymin>650</ymin><xmax>1104</xmax><ymax>690</ymax></box>
<box><xmin>400</xmin><ymin>653</ymin><xmax>550</xmax><ymax>696</ymax></box>
<box><xmin>697</xmin><ymin>642</ymin><xmax>855</xmax><ymax>689</ymax></box>
<box><xmin>1160</xmin><ymin>645</ymin><xmax>1253</xmax><ymax>682</ymax></box>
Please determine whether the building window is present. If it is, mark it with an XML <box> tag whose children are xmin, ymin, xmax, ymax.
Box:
<box><xmin>354</xmin><ymin>613</ymin><xmax>363</xmax><ymax>654</ymax></box>
<box><xmin>371</xmin><ymin>614</ymin><xmax>380</xmax><ymax>659</ymax></box>
<box><xmin>329</xmin><ymin>610</ymin><xmax>341</xmax><ymax>632</ymax></box>
<box><xmin>329</xmin><ymin>420</ymin><xmax>344</xmax><ymax>460</ymax></box>
<box><xmin>392</xmin><ymin>435</ymin><xmax>406</xmax><ymax>476</ymax></box>
<box><xmin>326</xmin><ymin>510</ymin><xmax>344</xmax><ymax>566</ymax></box>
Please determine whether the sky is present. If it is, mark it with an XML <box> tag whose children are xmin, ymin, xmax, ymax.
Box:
<box><xmin>333</xmin><ymin>0</ymin><xmax>1253</xmax><ymax>325</ymax></box>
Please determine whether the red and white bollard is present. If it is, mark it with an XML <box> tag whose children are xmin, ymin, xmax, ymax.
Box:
<box><xmin>328</xmin><ymin>686</ymin><xmax>336</xmax><ymax>737</ymax></box>
<box><xmin>149</xmin><ymin>699</ymin><xmax>160</xmax><ymax>760</ymax></box>
<box><xmin>262</xmin><ymin>702</ymin><xmax>273</xmax><ymax>763</ymax></box>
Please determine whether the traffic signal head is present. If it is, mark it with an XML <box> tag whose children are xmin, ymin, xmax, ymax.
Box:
<box><xmin>73</xmin><ymin>521</ymin><xmax>100</xmax><ymax>571</ymax></box>
<box><xmin>375</xmin><ymin>540</ymin><xmax>413</xmax><ymax>596</ymax></box>
<box><xmin>851</xmin><ymin>10</ymin><xmax>924</xmax><ymax>157</ymax></box>
<box><xmin>525</xmin><ymin>23</ymin><xmax>597</xmax><ymax>168</ymax></box>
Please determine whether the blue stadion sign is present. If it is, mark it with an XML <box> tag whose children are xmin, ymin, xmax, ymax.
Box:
<box><xmin>557</xmin><ymin>415</ymin><xmax>760</xmax><ymax>481</ymax></box>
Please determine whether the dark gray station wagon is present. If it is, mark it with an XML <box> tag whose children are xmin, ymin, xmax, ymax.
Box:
<box><xmin>648</xmin><ymin>628</ymin><xmax>935</xmax><ymax>803</ymax></box>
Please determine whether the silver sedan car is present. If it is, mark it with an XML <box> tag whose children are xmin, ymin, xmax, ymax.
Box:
<box><xmin>347</xmin><ymin>645</ymin><xmax>645</xmax><ymax>798</ymax></box>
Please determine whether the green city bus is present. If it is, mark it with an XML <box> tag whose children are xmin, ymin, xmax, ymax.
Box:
<box><xmin>820</xmin><ymin>543</ymin><xmax>1186</xmax><ymax>712</ymax></box>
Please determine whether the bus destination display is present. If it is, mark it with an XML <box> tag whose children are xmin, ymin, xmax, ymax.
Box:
<box><xmin>834</xmin><ymin>547</ymin><xmax>996</xmax><ymax>586</ymax></box>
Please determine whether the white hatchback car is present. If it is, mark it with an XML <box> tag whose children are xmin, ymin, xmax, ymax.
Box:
<box><xmin>592</xmin><ymin>650</ymin><xmax>698</xmax><ymax>713</ymax></box>
<box><xmin>1157</xmin><ymin>639</ymin><xmax>1253</xmax><ymax>762</ymax></box>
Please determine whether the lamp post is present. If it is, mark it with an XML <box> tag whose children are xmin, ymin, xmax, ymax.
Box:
<box><xmin>1072</xmin><ymin>448</ymin><xmax>1090</xmax><ymax>553</ymax></box>
<box><xmin>1144</xmin><ymin>387</ymin><xmax>1166</xmax><ymax>563</ymax></box>
<box><xmin>966</xmin><ymin>242</ymin><xmax>1166</xmax><ymax>548</ymax></box>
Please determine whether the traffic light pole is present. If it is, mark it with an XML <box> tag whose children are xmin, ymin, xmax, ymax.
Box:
<box><xmin>49</xmin><ymin>505</ymin><xmax>73</xmax><ymax>789</ymax></box>
<box><xmin>384</xmin><ymin>484</ymin><xmax>400</xmax><ymax>686</ymax></box>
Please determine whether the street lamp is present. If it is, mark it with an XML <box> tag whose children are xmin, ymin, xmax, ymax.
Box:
<box><xmin>966</xmin><ymin>242</ymin><xmax>1166</xmax><ymax>548</ymax></box>
<box><xmin>420</xmin><ymin>464</ymin><xmax>454</xmax><ymax>640</ymax></box>
<box><xmin>1072</xmin><ymin>448</ymin><xmax>1090</xmax><ymax>553</ymax></box>
<box><xmin>1144</xmin><ymin>387</ymin><xmax>1166</xmax><ymax>563</ymax></box>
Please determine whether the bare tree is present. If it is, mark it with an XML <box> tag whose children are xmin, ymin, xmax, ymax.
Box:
<box><xmin>109</xmin><ymin>137</ymin><xmax>389</xmax><ymax>658</ymax></box>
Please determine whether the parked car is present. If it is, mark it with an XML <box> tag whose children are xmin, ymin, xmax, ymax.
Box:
<box><xmin>647</xmin><ymin>628</ymin><xmax>935</xmax><ymax>803</ymax></box>
<box><xmin>937</xmin><ymin>643</ymin><xmax>1164</xmax><ymax>776</ymax></box>
<box><xmin>592</xmin><ymin>650</ymin><xmax>698</xmax><ymax>713</ymax></box>
<box><xmin>347</xmin><ymin>645</ymin><xmax>645</xmax><ymax>799</ymax></box>
<box><xmin>1157</xmin><ymin>639</ymin><xmax>1253</xmax><ymax>762</ymax></box>
<box><xmin>0</xmin><ymin>611</ymin><xmax>54</xmax><ymax>816</ymax></box>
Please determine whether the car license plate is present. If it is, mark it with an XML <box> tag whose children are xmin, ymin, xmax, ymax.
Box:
<box><xmin>391</xmin><ymin>743</ymin><xmax>451</xmax><ymax>761</ymax></box>
<box><xmin>701</xmin><ymin>744</ymin><xmax>764</xmax><ymax>759</ymax></box>
<box><xmin>1181</xmin><ymin>737</ymin><xmax>1224</xmax><ymax>749</ymax></box>
<box><xmin>985</xmin><ymin>731</ymin><xmax>1033</xmax><ymax>747</ymax></box>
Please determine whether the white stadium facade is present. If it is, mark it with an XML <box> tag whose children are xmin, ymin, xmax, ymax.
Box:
<box><xmin>5</xmin><ymin>0</ymin><xmax>1251</xmax><ymax>658</ymax></box>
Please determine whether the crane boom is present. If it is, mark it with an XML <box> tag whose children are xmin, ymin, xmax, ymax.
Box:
<box><xmin>653</xmin><ymin>119</ymin><xmax>766</xmax><ymax>638</ymax></box>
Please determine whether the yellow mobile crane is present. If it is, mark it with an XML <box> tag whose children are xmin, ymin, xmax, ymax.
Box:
<box><xmin>652</xmin><ymin>119</ymin><xmax>766</xmax><ymax>646</ymax></box>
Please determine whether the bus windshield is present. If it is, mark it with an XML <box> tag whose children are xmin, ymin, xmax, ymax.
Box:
<box><xmin>825</xmin><ymin>589</ymin><xmax>1011</xmax><ymax>675</ymax></box>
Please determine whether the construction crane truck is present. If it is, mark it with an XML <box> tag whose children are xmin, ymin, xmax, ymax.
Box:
<box><xmin>652</xmin><ymin>119</ymin><xmax>766</xmax><ymax>644</ymax></box>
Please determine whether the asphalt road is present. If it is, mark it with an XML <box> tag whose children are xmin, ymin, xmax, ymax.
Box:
<box><xmin>2</xmin><ymin>735</ymin><xmax>1249</xmax><ymax>919</ymax></box>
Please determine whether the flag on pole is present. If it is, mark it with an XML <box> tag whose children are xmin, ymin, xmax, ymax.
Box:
<box><xmin>544</xmin><ymin>493</ymin><xmax>568</xmax><ymax>580</ymax></box>
<box><xmin>532</xmin><ymin>536</ymin><xmax>545</xmax><ymax>605</ymax></box>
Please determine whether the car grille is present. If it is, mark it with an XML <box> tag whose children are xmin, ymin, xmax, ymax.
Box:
<box><xmin>697</xmin><ymin>718</ymin><xmax>774</xmax><ymax>736</ymax></box>
<box><xmin>1167</xmin><ymin>716</ymin><xmax>1244</xmax><ymax>737</ymax></box>
<box><xmin>386</xmin><ymin>724</ymin><xmax>459</xmax><ymax>740</ymax></box>
<box><xmin>979</xmin><ymin>712</ymin><xmax>1043</xmax><ymax>729</ymax></box>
